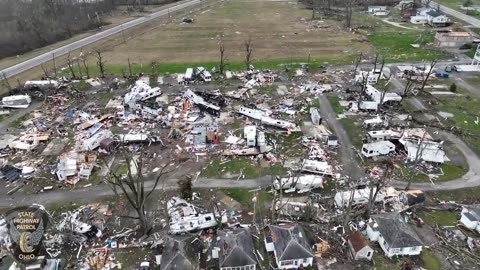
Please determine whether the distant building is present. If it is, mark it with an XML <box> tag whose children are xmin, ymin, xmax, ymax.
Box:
<box><xmin>434</xmin><ymin>31</ymin><xmax>473</xmax><ymax>48</ymax></box>
<box><xmin>426</xmin><ymin>10</ymin><xmax>450</xmax><ymax>27</ymax></box>
<box><xmin>368</xmin><ymin>6</ymin><xmax>389</xmax><ymax>16</ymax></box>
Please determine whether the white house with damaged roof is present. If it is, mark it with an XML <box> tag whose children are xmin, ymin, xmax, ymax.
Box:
<box><xmin>264</xmin><ymin>223</ymin><xmax>314</xmax><ymax>269</ymax></box>
<box><xmin>213</xmin><ymin>228</ymin><xmax>257</xmax><ymax>270</ymax></box>
<box><xmin>366</xmin><ymin>213</ymin><xmax>423</xmax><ymax>257</ymax></box>
<box><xmin>403</xmin><ymin>140</ymin><xmax>448</xmax><ymax>163</ymax></box>
<box><xmin>460</xmin><ymin>206</ymin><xmax>480</xmax><ymax>234</ymax></box>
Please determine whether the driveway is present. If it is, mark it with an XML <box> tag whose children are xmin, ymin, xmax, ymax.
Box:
<box><xmin>317</xmin><ymin>95</ymin><xmax>365</xmax><ymax>179</ymax></box>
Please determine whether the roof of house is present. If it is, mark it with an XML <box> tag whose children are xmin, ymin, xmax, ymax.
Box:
<box><xmin>463</xmin><ymin>207</ymin><xmax>480</xmax><ymax>221</ymax></box>
<box><xmin>349</xmin><ymin>231</ymin><xmax>369</xmax><ymax>252</ymax></box>
<box><xmin>159</xmin><ymin>236</ymin><xmax>200</xmax><ymax>270</ymax></box>
<box><xmin>427</xmin><ymin>10</ymin><xmax>444</xmax><ymax>17</ymax></box>
<box><xmin>217</xmin><ymin>229</ymin><xmax>257</xmax><ymax>268</ymax></box>
<box><xmin>265</xmin><ymin>223</ymin><xmax>313</xmax><ymax>261</ymax></box>
<box><xmin>372</xmin><ymin>213</ymin><xmax>423</xmax><ymax>248</ymax></box>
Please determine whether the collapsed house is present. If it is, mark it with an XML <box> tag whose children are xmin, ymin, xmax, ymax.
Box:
<box><xmin>365</xmin><ymin>85</ymin><xmax>402</xmax><ymax>105</ymax></box>
<box><xmin>355</xmin><ymin>69</ymin><xmax>383</xmax><ymax>85</ymax></box>
<box><xmin>403</xmin><ymin>140</ymin><xmax>448</xmax><ymax>164</ymax></box>
<box><xmin>238</xmin><ymin>106</ymin><xmax>299</xmax><ymax>131</ymax></box>
<box><xmin>124</xmin><ymin>80</ymin><xmax>163</xmax><ymax>117</ymax></box>
<box><xmin>167</xmin><ymin>197</ymin><xmax>217</xmax><ymax>234</ymax></box>
<box><xmin>57</xmin><ymin>206</ymin><xmax>103</xmax><ymax>243</ymax></box>
<box><xmin>0</xmin><ymin>95</ymin><xmax>32</xmax><ymax>109</ymax></box>
<box><xmin>274</xmin><ymin>174</ymin><xmax>323</xmax><ymax>193</ymax></box>
<box><xmin>56</xmin><ymin>151</ymin><xmax>97</xmax><ymax>185</ymax></box>
<box><xmin>460</xmin><ymin>206</ymin><xmax>480</xmax><ymax>234</ymax></box>
<box><xmin>184</xmin><ymin>89</ymin><xmax>221</xmax><ymax>116</ymax></box>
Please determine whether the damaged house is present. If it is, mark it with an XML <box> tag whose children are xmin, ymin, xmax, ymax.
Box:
<box><xmin>274</xmin><ymin>174</ymin><xmax>323</xmax><ymax>193</ymax></box>
<box><xmin>167</xmin><ymin>197</ymin><xmax>217</xmax><ymax>234</ymax></box>
<box><xmin>264</xmin><ymin>223</ymin><xmax>314</xmax><ymax>269</ymax></box>
<box><xmin>184</xmin><ymin>89</ymin><xmax>221</xmax><ymax>116</ymax></box>
<box><xmin>56</xmin><ymin>151</ymin><xmax>97</xmax><ymax>185</ymax></box>
<box><xmin>213</xmin><ymin>228</ymin><xmax>258</xmax><ymax>270</ymax></box>
<box><xmin>238</xmin><ymin>106</ymin><xmax>298</xmax><ymax>131</ymax></box>
<box><xmin>460</xmin><ymin>206</ymin><xmax>480</xmax><ymax>234</ymax></box>
<box><xmin>366</xmin><ymin>213</ymin><xmax>423</xmax><ymax>257</ymax></box>
<box><xmin>156</xmin><ymin>235</ymin><xmax>200</xmax><ymax>270</ymax></box>
<box><xmin>403</xmin><ymin>140</ymin><xmax>448</xmax><ymax>164</ymax></box>
<box><xmin>124</xmin><ymin>80</ymin><xmax>163</xmax><ymax>117</ymax></box>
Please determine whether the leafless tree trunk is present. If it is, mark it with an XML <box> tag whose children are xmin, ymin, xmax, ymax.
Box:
<box><xmin>95</xmin><ymin>50</ymin><xmax>106</xmax><ymax>78</ymax></box>
<box><xmin>66</xmin><ymin>52</ymin><xmax>77</xmax><ymax>79</ymax></box>
<box><xmin>419</xmin><ymin>59</ymin><xmax>438</xmax><ymax>94</ymax></box>
<box><xmin>81</xmin><ymin>53</ymin><xmax>90</xmax><ymax>79</ymax></box>
<box><xmin>106</xmin><ymin>150</ymin><xmax>175</xmax><ymax>236</ymax></box>
<box><xmin>353</xmin><ymin>53</ymin><xmax>362</xmax><ymax>73</ymax></box>
<box><xmin>344</xmin><ymin>0</ymin><xmax>355</xmax><ymax>29</ymax></box>
<box><xmin>405</xmin><ymin>130</ymin><xmax>428</xmax><ymax>190</ymax></box>
<box><xmin>402</xmin><ymin>73</ymin><xmax>416</xmax><ymax>97</ymax></box>
<box><xmin>77</xmin><ymin>60</ymin><xmax>83</xmax><ymax>79</ymax></box>
<box><xmin>244</xmin><ymin>36</ymin><xmax>253</xmax><ymax>70</ymax></box>
<box><xmin>357</xmin><ymin>71</ymin><xmax>369</xmax><ymax>108</ymax></box>
<box><xmin>0</xmin><ymin>72</ymin><xmax>12</xmax><ymax>91</ymax></box>
<box><xmin>41</xmin><ymin>64</ymin><xmax>49</xmax><ymax>78</ymax></box>
<box><xmin>367</xmin><ymin>161</ymin><xmax>394</xmax><ymax>216</ymax></box>
<box><xmin>128</xmin><ymin>58</ymin><xmax>133</xmax><ymax>77</ymax></box>
<box><xmin>219</xmin><ymin>37</ymin><xmax>226</xmax><ymax>75</ymax></box>
<box><xmin>52</xmin><ymin>53</ymin><xmax>57</xmax><ymax>76</ymax></box>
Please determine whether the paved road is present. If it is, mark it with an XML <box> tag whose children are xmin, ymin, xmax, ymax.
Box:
<box><xmin>432</xmin><ymin>1</ymin><xmax>480</xmax><ymax>27</ymax></box>
<box><xmin>393</xmin><ymin>131</ymin><xmax>480</xmax><ymax>191</ymax></box>
<box><xmin>317</xmin><ymin>95</ymin><xmax>365</xmax><ymax>179</ymax></box>
<box><xmin>0</xmin><ymin>0</ymin><xmax>202</xmax><ymax>79</ymax></box>
<box><xmin>0</xmin><ymin>177</ymin><xmax>272</xmax><ymax>208</ymax></box>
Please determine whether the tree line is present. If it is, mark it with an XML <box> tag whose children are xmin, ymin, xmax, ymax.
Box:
<box><xmin>0</xmin><ymin>0</ymin><xmax>179</xmax><ymax>59</ymax></box>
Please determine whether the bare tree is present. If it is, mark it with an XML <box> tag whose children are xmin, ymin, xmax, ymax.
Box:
<box><xmin>128</xmin><ymin>58</ymin><xmax>133</xmax><ymax>77</ymax></box>
<box><xmin>95</xmin><ymin>50</ymin><xmax>106</xmax><ymax>78</ymax></box>
<box><xmin>244</xmin><ymin>36</ymin><xmax>253</xmax><ymax>70</ymax></box>
<box><xmin>105</xmin><ymin>151</ymin><xmax>174</xmax><ymax>235</ymax></box>
<box><xmin>367</xmin><ymin>161</ymin><xmax>394</xmax><ymax>215</ymax></box>
<box><xmin>353</xmin><ymin>53</ymin><xmax>362</xmax><ymax>73</ymax></box>
<box><xmin>344</xmin><ymin>0</ymin><xmax>356</xmax><ymax>29</ymax></box>
<box><xmin>80</xmin><ymin>52</ymin><xmax>90</xmax><ymax>79</ymax></box>
<box><xmin>418</xmin><ymin>59</ymin><xmax>438</xmax><ymax>94</ymax></box>
<box><xmin>66</xmin><ymin>52</ymin><xmax>77</xmax><ymax>79</ymax></box>
<box><xmin>219</xmin><ymin>37</ymin><xmax>226</xmax><ymax>75</ymax></box>
<box><xmin>52</xmin><ymin>53</ymin><xmax>58</xmax><ymax>76</ymax></box>
<box><xmin>402</xmin><ymin>72</ymin><xmax>416</xmax><ymax>97</ymax></box>
<box><xmin>41</xmin><ymin>64</ymin><xmax>49</xmax><ymax>78</ymax></box>
<box><xmin>0</xmin><ymin>72</ymin><xmax>11</xmax><ymax>91</ymax></box>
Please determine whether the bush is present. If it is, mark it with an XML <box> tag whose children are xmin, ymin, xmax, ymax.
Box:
<box><xmin>450</xmin><ymin>83</ymin><xmax>457</xmax><ymax>92</ymax></box>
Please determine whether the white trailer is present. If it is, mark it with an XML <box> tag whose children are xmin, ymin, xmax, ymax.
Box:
<box><xmin>184</xmin><ymin>68</ymin><xmax>194</xmax><ymax>83</ymax></box>
<box><xmin>361</xmin><ymin>141</ymin><xmax>395</xmax><ymax>158</ymax></box>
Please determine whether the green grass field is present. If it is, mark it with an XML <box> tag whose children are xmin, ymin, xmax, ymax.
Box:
<box><xmin>435</xmin><ymin>96</ymin><xmax>480</xmax><ymax>156</ymax></box>
<box><xmin>327</xmin><ymin>95</ymin><xmax>344</xmax><ymax>115</ymax></box>
<box><xmin>419</xmin><ymin>210</ymin><xmax>457</xmax><ymax>227</ymax></box>
<box><xmin>440</xmin><ymin>0</ymin><xmax>480</xmax><ymax>19</ymax></box>
<box><xmin>369</xmin><ymin>32</ymin><xmax>448</xmax><ymax>62</ymax></box>
<box><xmin>339</xmin><ymin>117</ymin><xmax>363</xmax><ymax>149</ymax></box>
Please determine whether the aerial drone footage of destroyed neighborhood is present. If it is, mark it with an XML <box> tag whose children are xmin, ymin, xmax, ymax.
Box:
<box><xmin>1</xmin><ymin>0</ymin><xmax>480</xmax><ymax>269</ymax></box>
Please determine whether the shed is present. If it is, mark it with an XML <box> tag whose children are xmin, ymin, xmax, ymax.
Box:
<box><xmin>348</xmin><ymin>231</ymin><xmax>373</xmax><ymax>261</ymax></box>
